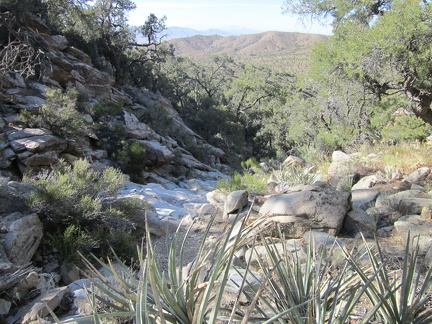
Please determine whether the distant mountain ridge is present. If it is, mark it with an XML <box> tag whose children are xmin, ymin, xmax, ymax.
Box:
<box><xmin>166</xmin><ymin>31</ymin><xmax>328</xmax><ymax>74</ymax></box>
<box><xmin>162</xmin><ymin>26</ymin><xmax>256</xmax><ymax>40</ymax></box>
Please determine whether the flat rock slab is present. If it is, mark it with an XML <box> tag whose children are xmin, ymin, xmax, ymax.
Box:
<box><xmin>399</xmin><ymin>198</ymin><xmax>432</xmax><ymax>215</ymax></box>
<box><xmin>259</xmin><ymin>186</ymin><xmax>350</xmax><ymax>237</ymax></box>
<box><xmin>351</xmin><ymin>189</ymin><xmax>380</xmax><ymax>209</ymax></box>
<box><xmin>394</xmin><ymin>215</ymin><xmax>432</xmax><ymax>254</ymax></box>
<box><xmin>18</xmin><ymin>286</ymin><xmax>70</xmax><ymax>323</ymax></box>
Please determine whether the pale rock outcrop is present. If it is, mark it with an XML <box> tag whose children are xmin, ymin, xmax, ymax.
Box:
<box><xmin>282</xmin><ymin>155</ymin><xmax>305</xmax><ymax>168</ymax></box>
<box><xmin>403</xmin><ymin>167</ymin><xmax>431</xmax><ymax>184</ymax></box>
<box><xmin>138</xmin><ymin>140</ymin><xmax>175</xmax><ymax>166</ymax></box>
<box><xmin>123</xmin><ymin>111</ymin><xmax>157</xmax><ymax>140</ymax></box>
<box><xmin>18</xmin><ymin>286</ymin><xmax>71</xmax><ymax>324</ymax></box>
<box><xmin>2</xmin><ymin>212</ymin><xmax>43</xmax><ymax>265</ymax></box>
<box><xmin>394</xmin><ymin>215</ymin><xmax>432</xmax><ymax>254</ymax></box>
<box><xmin>259</xmin><ymin>184</ymin><xmax>350</xmax><ymax>237</ymax></box>
<box><xmin>224</xmin><ymin>190</ymin><xmax>249</xmax><ymax>216</ymax></box>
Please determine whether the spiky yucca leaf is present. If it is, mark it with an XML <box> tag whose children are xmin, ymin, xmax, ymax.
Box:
<box><xmin>253</xmin><ymin>228</ymin><xmax>367</xmax><ymax>323</ymax></box>
<box><xmin>345</xmin><ymin>233</ymin><xmax>432</xmax><ymax>324</ymax></box>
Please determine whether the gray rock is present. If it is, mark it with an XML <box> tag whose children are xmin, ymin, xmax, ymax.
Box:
<box><xmin>403</xmin><ymin>167</ymin><xmax>431</xmax><ymax>184</ymax></box>
<box><xmin>224</xmin><ymin>268</ymin><xmax>262</xmax><ymax>304</ymax></box>
<box><xmin>394</xmin><ymin>215</ymin><xmax>432</xmax><ymax>254</ymax></box>
<box><xmin>344</xmin><ymin>208</ymin><xmax>376</xmax><ymax>238</ymax></box>
<box><xmin>138</xmin><ymin>140</ymin><xmax>175</xmax><ymax>165</ymax></box>
<box><xmin>303</xmin><ymin>230</ymin><xmax>347</xmax><ymax>247</ymax></box>
<box><xmin>0</xmin><ymin>147</ymin><xmax>15</xmax><ymax>168</ymax></box>
<box><xmin>351</xmin><ymin>175</ymin><xmax>384</xmax><ymax>190</ymax></box>
<box><xmin>68</xmin><ymin>279</ymin><xmax>93</xmax><ymax>293</ymax></box>
<box><xmin>224</xmin><ymin>190</ymin><xmax>249</xmax><ymax>215</ymax></box>
<box><xmin>259</xmin><ymin>186</ymin><xmax>350</xmax><ymax>237</ymax></box>
<box><xmin>399</xmin><ymin>198</ymin><xmax>432</xmax><ymax>215</ymax></box>
<box><xmin>146</xmin><ymin>212</ymin><xmax>180</xmax><ymax>237</ymax></box>
<box><xmin>2</xmin><ymin>213</ymin><xmax>43</xmax><ymax>265</ymax></box>
<box><xmin>332</xmin><ymin>151</ymin><xmax>351</xmax><ymax>162</ymax></box>
<box><xmin>10</xmin><ymin>135</ymin><xmax>67</xmax><ymax>153</ymax></box>
<box><xmin>282</xmin><ymin>155</ymin><xmax>305</xmax><ymax>168</ymax></box>
<box><xmin>20</xmin><ymin>286</ymin><xmax>71</xmax><ymax>323</ymax></box>
<box><xmin>21</xmin><ymin>150</ymin><xmax>58</xmax><ymax>166</ymax></box>
<box><xmin>350</xmin><ymin>189</ymin><xmax>380</xmax><ymax>209</ymax></box>
<box><xmin>375</xmin><ymin>190</ymin><xmax>425</xmax><ymax>215</ymax></box>
<box><xmin>7</xmin><ymin>128</ymin><xmax>52</xmax><ymax>141</ymax></box>
<box><xmin>244</xmin><ymin>239</ymin><xmax>304</xmax><ymax>268</ymax></box>
<box><xmin>0</xmin><ymin>298</ymin><xmax>11</xmax><ymax>315</ymax></box>
<box><xmin>123</xmin><ymin>111</ymin><xmax>156</xmax><ymax>140</ymax></box>
<box><xmin>13</xmin><ymin>271</ymin><xmax>39</xmax><ymax>300</ymax></box>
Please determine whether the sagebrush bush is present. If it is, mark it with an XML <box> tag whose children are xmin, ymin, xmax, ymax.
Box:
<box><xmin>115</xmin><ymin>141</ymin><xmax>148</xmax><ymax>182</ymax></box>
<box><xmin>24</xmin><ymin>158</ymin><xmax>125</xmax><ymax>228</ymax></box>
<box><xmin>20</xmin><ymin>88</ymin><xmax>88</xmax><ymax>143</ymax></box>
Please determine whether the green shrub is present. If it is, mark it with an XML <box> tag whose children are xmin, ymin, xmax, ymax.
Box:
<box><xmin>24</xmin><ymin>158</ymin><xmax>125</xmax><ymax>228</ymax></box>
<box><xmin>381</xmin><ymin>115</ymin><xmax>432</xmax><ymax>143</ymax></box>
<box><xmin>92</xmin><ymin>227</ymin><xmax>139</xmax><ymax>263</ymax></box>
<box><xmin>89</xmin><ymin>101</ymin><xmax>124</xmax><ymax>121</ymax></box>
<box><xmin>216</xmin><ymin>171</ymin><xmax>267</xmax><ymax>194</ymax></box>
<box><xmin>47</xmin><ymin>224</ymin><xmax>98</xmax><ymax>264</ymax></box>
<box><xmin>115</xmin><ymin>141</ymin><xmax>148</xmax><ymax>182</ymax></box>
<box><xmin>20</xmin><ymin>88</ymin><xmax>87</xmax><ymax>143</ymax></box>
<box><xmin>272</xmin><ymin>165</ymin><xmax>318</xmax><ymax>187</ymax></box>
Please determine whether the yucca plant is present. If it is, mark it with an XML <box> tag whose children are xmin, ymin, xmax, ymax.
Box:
<box><xmin>60</xmin><ymin>207</ymin><xmax>275</xmax><ymax>323</ymax></box>
<box><xmin>251</xmin><ymin>228</ymin><xmax>370</xmax><ymax>323</ymax></box>
<box><xmin>345</xmin><ymin>233</ymin><xmax>432</xmax><ymax>324</ymax></box>
<box><xmin>272</xmin><ymin>165</ymin><xmax>318</xmax><ymax>188</ymax></box>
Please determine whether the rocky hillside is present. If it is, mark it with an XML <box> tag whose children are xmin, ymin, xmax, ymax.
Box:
<box><xmin>0</xmin><ymin>15</ymin><xmax>227</xmax><ymax>183</ymax></box>
<box><xmin>167</xmin><ymin>31</ymin><xmax>328</xmax><ymax>73</ymax></box>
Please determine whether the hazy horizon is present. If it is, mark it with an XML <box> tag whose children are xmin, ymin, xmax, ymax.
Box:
<box><xmin>130</xmin><ymin>0</ymin><xmax>333</xmax><ymax>35</ymax></box>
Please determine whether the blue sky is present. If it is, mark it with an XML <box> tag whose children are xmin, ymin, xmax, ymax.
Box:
<box><xmin>129</xmin><ymin>0</ymin><xmax>332</xmax><ymax>34</ymax></box>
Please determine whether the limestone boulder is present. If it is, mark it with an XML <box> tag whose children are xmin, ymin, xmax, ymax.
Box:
<box><xmin>224</xmin><ymin>190</ymin><xmax>249</xmax><ymax>215</ymax></box>
<box><xmin>244</xmin><ymin>239</ymin><xmax>304</xmax><ymax>269</ymax></box>
<box><xmin>327</xmin><ymin>151</ymin><xmax>376</xmax><ymax>189</ymax></box>
<box><xmin>403</xmin><ymin>167</ymin><xmax>431</xmax><ymax>184</ymax></box>
<box><xmin>259</xmin><ymin>185</ymin><xmax>350</xmax><ymax>237</ymax></box>
<box><xmin>123</xmin><ymin>111</ymin><xmax>157</xmax><ymax>140</ymax></box>
<box><xmin>2</xmin><ymin>212</ymin><xmax>44</xmax><ymax>265</ymax></box>
<box><xmin>138</xmin><ymin>140</ymin><xmax>175</xmax><ymax>166</ymax></box>
<box><xmin>9</xmin><ymin>134</ymin><xmax>67</xmax><ymax>154</ymax></box>
<box><xmin>394</xmin><ymin>215</ymin><xmax>432</xmax><ymax>254</ymax></box>
<box><xmin>351</xmin><ymin>175</ymin><xmax>385</xmax><ymax>190</ymax></box>
<box><xmin>206</xmin><ymin>189</ymin><xmax>228</xmax><ymax>204</ymax></box>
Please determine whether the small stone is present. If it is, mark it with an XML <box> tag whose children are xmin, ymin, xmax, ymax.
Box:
<box><xmin>421</xmin><ymin>206</ymin><xmax>432</xmax><ymax>220</ymax></box>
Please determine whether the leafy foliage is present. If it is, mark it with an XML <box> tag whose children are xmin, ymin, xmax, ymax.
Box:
<box><xmin>24</xmin><ymin>158</ymin><xmax>124</xmax><ymax>228</ymax></box>
<box><xmin>21</xmin><ymin>88</ymin><xmax>88</xmax><ymax>144</ymax></box>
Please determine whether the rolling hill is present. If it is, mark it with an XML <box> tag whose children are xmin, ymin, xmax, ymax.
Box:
<box><xmin>167</xmin><ymin>31</ymin><xmax>329</xmax><ymax>74</ymax></box>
